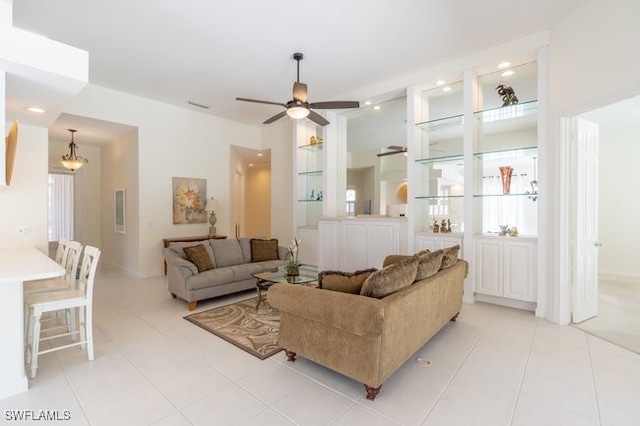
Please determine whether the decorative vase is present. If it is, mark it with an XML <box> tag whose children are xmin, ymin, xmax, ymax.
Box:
<box><xmin>286</xmin><ymin>264</ymin><xmax>299</xmax><ymax>276</ymax></box>
<box><xmin>499</xmin><ymin>166</ymin><xmax>513</xmax><ymax>195</ymax></box>
<box><xmin>208</xmin><ymin>211</ymin><xmax>217</xmax><ymax>236</ymax></box>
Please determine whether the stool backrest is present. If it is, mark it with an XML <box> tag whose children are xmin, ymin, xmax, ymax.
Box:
<box><xmin>54</xmin><ymin>237</ymin><xmax>70</xmax><ymax>265</ymax></box>
<box><xmin>78</xmin><ymin>245</ymin><xmax>101</xmax><ymax>300</ymax></box>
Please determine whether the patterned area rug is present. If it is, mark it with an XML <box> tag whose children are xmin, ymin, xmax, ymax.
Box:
<box><xmin>184</xmin><ymin>298</ymin><xmax>281</xmax><ymax>360</ymax></box>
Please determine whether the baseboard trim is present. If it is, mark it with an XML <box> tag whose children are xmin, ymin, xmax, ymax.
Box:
<box><xmin>474</xmin><ymin>293</ymin><xmax>537</xmax><ymax>312</ymax></box>
<box><xmin>599</xmin><ymin>271</ymin><xmax>640</xmax><ymax>284</ymax></box>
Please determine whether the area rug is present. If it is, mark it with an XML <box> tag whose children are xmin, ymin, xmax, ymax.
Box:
<box><xmin>184</xmin><ymin>298</ymin><xmax>281</xmax><ymax>360</ymax></box>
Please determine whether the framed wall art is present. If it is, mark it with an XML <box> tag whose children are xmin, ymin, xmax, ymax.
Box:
<box><xmin>115</xmin><ymin>188</ymin><xmax>125</xmax><ymax>234</ymax></box>
<box><xmin>172</xmin><ymin>177</ymin><xmax>207</xmax><ymax>224</ymax></box>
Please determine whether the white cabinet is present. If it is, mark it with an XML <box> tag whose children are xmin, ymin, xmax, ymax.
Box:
<box><xmin>475</xmin><ymin>236</ymin><xmax>537</xmax><ymax>310</ymax></box>
<box><xmin>415</xmin><ymin>232</ymin><xmax>463</xmax><ymax>256</ymax></box>
<box><xmin>319</xmin><ymin>218</ymin><xmax>408</xmax><ymax>271</ymax></box>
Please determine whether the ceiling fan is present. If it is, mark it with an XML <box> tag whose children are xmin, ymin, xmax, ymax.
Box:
<box><xmin>236</xmin><ymin>52</ymin><xmax>359</xmax><ymax>126</ymax></box>
<box><xmin>377</xmin><ymin>145</ymin><xmax>407</xmax><ymax>157</ymax></box>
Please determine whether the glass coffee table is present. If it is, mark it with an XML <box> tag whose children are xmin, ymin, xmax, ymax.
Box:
<box><xmin>252</xmin><ymin>264</ymin><xmax>318</xmax><ymax>309</ymax></box>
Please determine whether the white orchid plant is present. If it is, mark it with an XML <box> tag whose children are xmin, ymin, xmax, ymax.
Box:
<box><xmin>287</xmin><ymin>237</ymin><xmax>301</xmax><ymax>266</ymax></box>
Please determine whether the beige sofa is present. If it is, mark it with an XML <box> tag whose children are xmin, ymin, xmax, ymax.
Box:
<box><xmin>163</xmin><ymin>237</ymin><xmax>289</xmax><ymax>311</ymax></box>
<box><xmin>268</xmin><ymin>247</ymin><xmax>467</xmax><ymax>400</ymax></box>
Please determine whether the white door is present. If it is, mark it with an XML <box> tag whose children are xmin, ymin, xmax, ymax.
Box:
<box><xmin>572</xmin><ymin>118</ymin><xmax>600</xmax><ymax>323</ymax></box>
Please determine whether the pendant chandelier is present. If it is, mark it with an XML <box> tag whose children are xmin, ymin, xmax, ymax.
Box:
<box><xmin>60</xmin><ymin>129</ymin><xmax>88</xmax><ymax>171</ymax></box>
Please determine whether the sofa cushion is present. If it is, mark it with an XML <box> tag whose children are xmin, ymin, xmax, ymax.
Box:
<box><xmin>228</xmin><ymin>263</ymin><xmax>265</xmax><ymax>281</ymax></box>
<box><xmin>360</xmin><ymin>255</ymin><xmax>419</xmax><ymax>299</ymax></box>
<box><xmin>168</xmin><ymin>241</ymin><xmax>215</xmax><ymax>262</ymax></box>
<box><xmin>250</xmin><ymin>238</ymin><xmax>280</xmax><ymax>262</ymax></box>
<box><xmin>318</xmin><ymin>269</ymin><xmax>377</xmax><ymax>294</ymax></box>
<box><xmin>238</xmin><ymin>238</ymin><xmax>253</xmax><ymax>263</ymax></box>
<box><xmin>210</xmin><ymin>239</ymin><xmax>244</xmax><ymax>267</ymax></box>
<box><xmin>382</xmin><ymin>254</ymin><xmax>411</xmax><ymax>268</ymax></box>
<box><xmin>183</xmin><ymin>244</ymin><xmax>215</xmax><ymax>272</ymax></box>
<box><xmin>439</xmin><ymin>245</ymin><xmax>460</xmax><ymax>270</ymax></box>
<box><xmin>186</xmin><ymin>268</ymin><xmax>235</xmax><ymax>291</ymax></box>
<box><xmin>415</xmin><ymin>250</ymin><xmax>444</xmax><ymax>281</ymax></box>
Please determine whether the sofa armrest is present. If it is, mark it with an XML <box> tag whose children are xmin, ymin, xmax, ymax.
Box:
<box><xmin>163</xmin><ymin>248</ymin><xmax>198</xmax><ymax>275</ymax></box>
<box><xmin>268</xmin><ymin>284</ymin><xmax>385</xmax><ymax>337</ymax></box>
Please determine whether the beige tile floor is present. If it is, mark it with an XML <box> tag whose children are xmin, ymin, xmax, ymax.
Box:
<box><xmin>2</xmin><ymin>267</ymin><xmax>640</xmax><ymax>425</ymax></box>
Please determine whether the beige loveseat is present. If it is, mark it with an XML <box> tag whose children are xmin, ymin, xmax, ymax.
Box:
<box><xmin>163</xmin><ymin>238</ymin><xmax>289</xmax><ymax>311</ymax></box>
<box><xmin>268</xmin><ymin>247</ymin><xmax>467</xmax><ymax>400</ymax></box>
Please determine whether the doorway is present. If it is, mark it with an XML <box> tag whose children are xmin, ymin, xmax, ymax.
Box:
<box><xmin>568</xmin><ymin>95</ymin><xmax>640</xmax><ymax>353</ymax></box>
<box><xmin>231</xmin><ymin>146</ymin><xmax>272</xmax><ymax>238</ymax></box>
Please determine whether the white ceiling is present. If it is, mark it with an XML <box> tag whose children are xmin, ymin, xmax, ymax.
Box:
<box><xmin>10</xmin><ymin>0</ymin><xmax>590</xmax><ymax>146</ymax></box>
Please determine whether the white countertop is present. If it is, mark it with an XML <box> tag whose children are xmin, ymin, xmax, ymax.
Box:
<box><xmin>0</xmin><ymin>246</ymin><xmax>65</xmax><ymax>283</ymax></box>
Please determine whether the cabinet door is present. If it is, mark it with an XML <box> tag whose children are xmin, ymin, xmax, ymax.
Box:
<box><xmin>367</xmin><ymin>223</ymin><xmax>398</xmax><ymax>269</ymax></box>
<box><xmin>503</xmin><ymin>240</ymin><xmax>536</xmax><ymax>302</ymax></box>
<box><xmin>415</xmin><ymin>236</ymin><xmax>437</xmax><ymax>252</ymax></box>
<box><xmin>475</xmin><ymin>239</ymin><xmax>503</xmax><ymax>297</ymax></box>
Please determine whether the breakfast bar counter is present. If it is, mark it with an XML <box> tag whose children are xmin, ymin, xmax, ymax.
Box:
<box><xmin>0</xmin><ymin>246</ymin><xmax>65</xmax><ymax>399</ymax></box>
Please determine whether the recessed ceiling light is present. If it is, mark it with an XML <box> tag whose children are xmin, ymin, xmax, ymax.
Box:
<box><xmin>249</xmin><ymin>163</ymin><xmax>254</xmax><ymax>167</ymax></box>
<box><xmin>497</xmin><ymin>61</ymin><xmax>511</xmax><ymax>69</ymax></box>
<box><xmin>364</xmin><ymin>101</ymin><xmax>372</xmax><ymax>106</ymax></box>
<box><xmin>436</xmin><ymin>80</ymin><xmax>446</xmax><ymax>86</ymax></box>
<box><xmin>257</xmin><ymin>152</ymin><xmax>263</xmax><ymax>157</ymax></box>
<box><xmin>501</xmin><ymin>70</ymin><xmax>515</xmax><ymax>77</ymax></box>
<box><xmin>373</xmin><ymin>105</ymin><xmax>381</xmax><ymax>110</ymax></box>
<box><xmin>442</xmin><ymin>86</ymin><xmax>452</xmax><ymax>92</ymax></box>
<box><xmin>27</xmin><ymin>106</ymin><xmax>46</xmax><ymax>113</ymax></box>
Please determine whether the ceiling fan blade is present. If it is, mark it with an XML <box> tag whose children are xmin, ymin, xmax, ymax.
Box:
<box><xmin>376</xmin><ymin>151</ymin><xmax>405</xmax><ymax>157</ymax></box>
<box><xmin>387</xmin><ymin>145</ymin><xmax>404</xmax><ymax>150</ymax></box>
<box><xmin>263</xmin><ymin>110</ymin><xmax>288</xmax><ymax>124</ymax></box>
<box><xmin>293</xmin><ymin>82</ymin><xmax>308</xmax><ymax>103</ymax></box>
<box><xmin>308</xmin><ymin>110</ymin><xmax>330</xmax><ymax>126</ymax></box>
<box><xmin>236</xmin><ymin>97</ymin><xmax>287</xmax><ymax>107</ymax></box>
<box><xmin>309</xmin><ymin>101</ymin><xmax>359</xmax><ymax>109</ymax></box>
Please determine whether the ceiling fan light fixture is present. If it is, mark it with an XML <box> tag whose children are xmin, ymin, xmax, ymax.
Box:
<box><xmin>287</xmin><ymin>106</ymin><xmax>310</xmax><ymax>119</ymax></box>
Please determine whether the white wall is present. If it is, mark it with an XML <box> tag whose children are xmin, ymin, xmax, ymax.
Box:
<box><xmin>101</xmin><ymin>130</ymin><xmax>138</xmax><ymax>275</ymax></box>
<box><xmin>598</xmin><ymin>124</ymin><xmax>640</xmax><ymax>279</ymax></box>
<box><xmin>547</xmin><ymin>0</ymin><xmax>640</xmax><ymax>321</ymax></box>
<box><xmin>0</xmin><ymin>124</ymin><xmax>48</xmax><ymax>252</ymax></box>
<box><xmin>260</xmin><ymin>120</ymin><xmax>294</xmax><ymax>244</ymax></box>
<box><xmin>63</xmin><ymin>84</ymin><xmax>262</xmax><ymax>278</ymax></box>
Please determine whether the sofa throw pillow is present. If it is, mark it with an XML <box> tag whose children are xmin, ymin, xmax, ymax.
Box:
<box><xmin>415</xmin><ymin>250</ymin><xmax>444</xmax><ymax>281</ymax></box>
<box><xmin>210</xmin><ymin>239</ymin><xmax>244</xmax><ymax>267</ymax></box>
<box><xmin>250</xmin><ymin>238</ymin><xmax>280</xmax><ymax>262</ymax></box>
<box><xmin>318</xmin><ymin>268</ymin><xmax>377</xmax><ymax>294</ymax></box>
<box><xmin>439</xmin><ymin>244</ymin><xmax>460</xmax><ymax>270</ymax></box>
<box><xmin>183</xmin><ymin>244</ymin><xmax>215</xmax><ymax>272</ymax></box>
<box><xmin>360</xmin><ymin>255</ymin><xmax>419</xmax><ymax>299</ymax></box>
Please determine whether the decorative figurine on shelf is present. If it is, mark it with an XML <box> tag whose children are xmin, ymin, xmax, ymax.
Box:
<box><xmin>433</xmin><ymin>219</ymin><xmax>440</xmax><ymax>233</ymax></box>
<box><xmin>310</xmin><ymin>136</ymin><xmax>317</xmax><ymax>145</ymax></box>
<box><xmin>317</xmin><ymin>190</ymin><xmax>323</xmax><ymax>201</ymax></box>
<box><xmin>440</xmin><ymin>219</ymin><xmax>447</xmax><ymax>233</ymax></box>
<box><xmin>309</xmin><ymin>189</ymin><xmax>315</xmax><ymax>200</ymax></box>
<box><xmin>318</xmin><ymin>137</ymin><xmax>323</xmax><ymax>144</ymax></box>
<box><xmin>495</xmin><ymin>84</ymin><xmax>519</xmax><ymax>106</ymax></box>
<box><xmin>499</xmin><ymin>224</ymin><xmax>509</xmax><ymax>236</ymax></box>
<box><xmin>447</xmin><ymin>219</ymin><xmax>452</xmax><ymax>233</ymax></box>
<box><xmin>508</xmin><ymin>227</ymin><xmax>519</xmax><ymax>237</ymax></box>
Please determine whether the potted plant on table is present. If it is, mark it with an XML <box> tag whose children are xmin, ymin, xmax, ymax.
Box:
<box><xmin>286</xmin><ymin>237</ymin><xmax>301</xmax><ymax>276</ymax></box>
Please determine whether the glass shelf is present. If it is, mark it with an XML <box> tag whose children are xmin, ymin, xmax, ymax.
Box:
<box><xmin>473</xmin><ymin>192</ymin><xmax>539</xmax><ymax>198</ymax></box>
<box><xmin>415</xmin><ymin>194</ymin><xmax>464</xmax><ymax>200</ymax></box>
<box><xmin>298</xmin><ymin>142</ymin><xmax>323</xmax><ymax>151</ymax></box>
<box><xmin>473</xmin><ymin>146</ymin><xmax>537</xmax><ymax>159</ymax></box>
<box><xmin>416</xmin><ymin>114</ymin><xmax>464</xmax><ymax>131</ymax></box>
<box><xmin>298</xmin><ymin>170</ymin><xmax>323</xmax><ymax>176</ymax></box>
<box><xmin>474</xmin><ymin>100</ymin><xmax>538</xmax><ymax>123</ymax></box>
<box><xmin>297</xmin><ymin>199</ymin><xmax>323</xmax><ymax>203</ymax></box>
<box><xmin>416</xmin><ymin>154</ymin><xmax>463</xmax><ymax>165</ymax></box>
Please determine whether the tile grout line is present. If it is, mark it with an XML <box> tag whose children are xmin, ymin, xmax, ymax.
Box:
<box><xmin>418</xmin><ymin>310</ymin><xmax>496</xmax><ymax>425</ymax></box>
<box><xmin>507</xmin><ymin>318</ymin><xmax>539</xmax><ymax>426</ymax></box>
<box><xmin>585</xmin><ymin>336</ymin><xmax>604</xmax><ymax>426</ymax></box>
